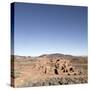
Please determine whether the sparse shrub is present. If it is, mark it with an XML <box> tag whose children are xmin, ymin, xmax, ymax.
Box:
<box><xmin>49</xmin><ymin>82</ymin><xmax>52</xmax><ymax>85</ymax></box>
<box><xmin>58</xmin><ymin>81</ymin><xmax>62</xmax><ymax>85</ymax></box>
<box><xmin>68</xmin><ymin>73</ymin><xmax>70</xmax><ymax>76</ymax></box>
<box><xmin>74</xmin><ymin>73</ymin><xmax>77</xmax><ymax>75</ymax></box>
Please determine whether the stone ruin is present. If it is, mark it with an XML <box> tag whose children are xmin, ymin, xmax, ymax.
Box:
<box><xmin>36</xmin><ymin>58</ymin><xmax>81</xmax><ymax>76</ymax></box>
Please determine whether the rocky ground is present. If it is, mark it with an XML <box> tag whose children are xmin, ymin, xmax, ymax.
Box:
<box><xmin>11</xmin><ymin>54</ymin><xmax>88</xmax><ymax>87</ymax></box>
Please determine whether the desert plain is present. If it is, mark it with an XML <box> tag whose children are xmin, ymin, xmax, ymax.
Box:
<box><xmin>11</xmin><ymin>53</ymin><xmax>88</xmax><ymax>87</ymax></box>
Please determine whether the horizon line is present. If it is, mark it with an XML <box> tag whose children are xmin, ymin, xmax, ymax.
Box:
<box><xmin>11</xmin><ymin>52</ymin><xmax>88</xmax><ymax>57</ymax></box>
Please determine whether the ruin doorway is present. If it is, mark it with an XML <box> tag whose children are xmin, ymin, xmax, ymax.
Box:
<box><xmin>54</xmin><ymin>69</ymin><xmax>58</xmax><ymax>75</ymax></box>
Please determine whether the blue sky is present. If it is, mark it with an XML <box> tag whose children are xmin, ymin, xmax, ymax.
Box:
<box><xmin>13</xmin><ymin>2</ymin><xmax>88</xmax><ymax>56</ymax></box>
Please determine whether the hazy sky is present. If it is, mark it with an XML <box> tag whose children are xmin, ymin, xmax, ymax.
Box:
<box><xmin>13</xmin><ymin>2</ymin><xmax>88</xmax><ymax>56</ymax></box>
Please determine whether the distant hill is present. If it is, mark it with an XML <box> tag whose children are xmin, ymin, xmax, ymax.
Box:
<box><xmin>12</xmin><ymin>53</ymin><xmax>87</xmax><ymax>62</ymax></box>
<box><xmin>39</xmin><ymin>53</ymin><xmax>87</xmax><ymax>61</ymax></box>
